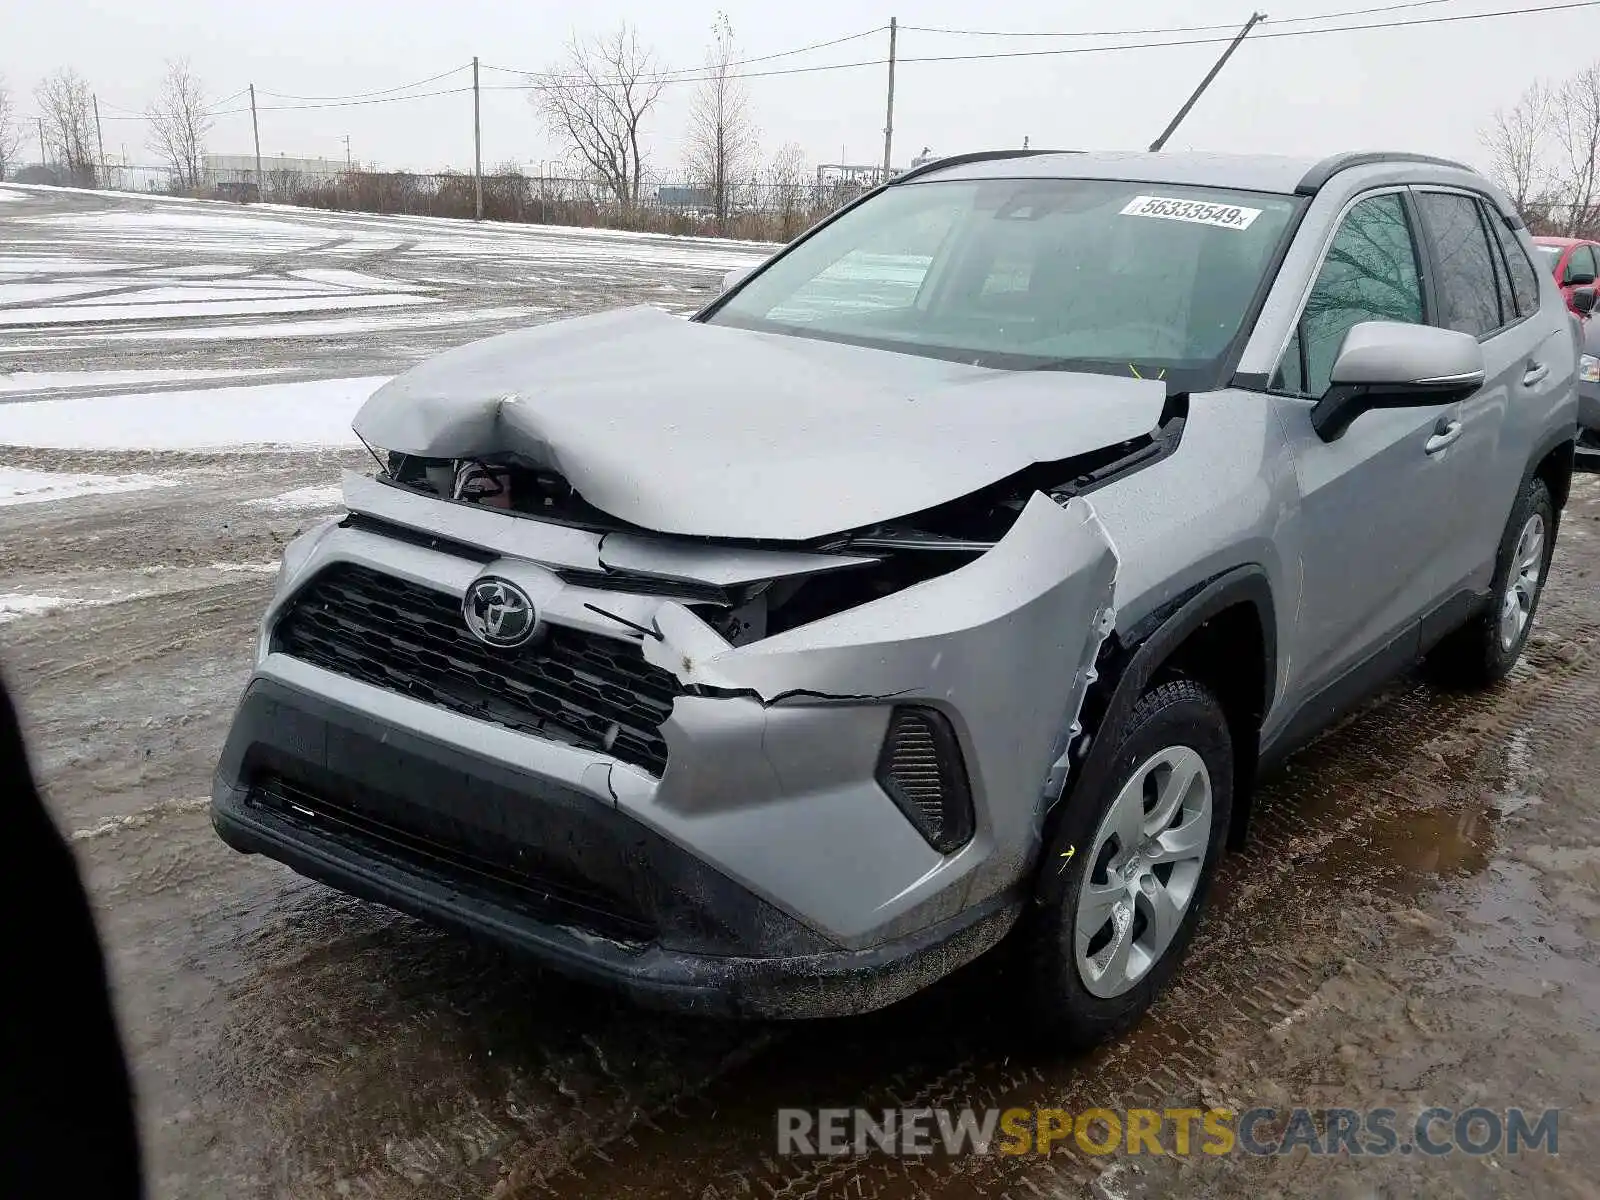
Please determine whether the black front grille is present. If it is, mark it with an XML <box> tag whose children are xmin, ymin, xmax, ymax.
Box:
<box><xmin>247</xmin><ymin>774</ymin><xmax>654</xmax><ymax>942</ymax></box>
<box><xmin>275</xmin><ymin>563</ymin><xmax>679</xmax><ymax>774</ymax></box>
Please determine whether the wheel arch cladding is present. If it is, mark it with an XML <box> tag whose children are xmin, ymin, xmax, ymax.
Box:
<box><xmin>1532</xmin><ymin>436</ymin><xmax>1574</xmax><ymax>514</ymax></box>
<box><xmin>1056</xmin><ymin>566</ymin><xmax>1275</xmax><ymax>857</ymax></box>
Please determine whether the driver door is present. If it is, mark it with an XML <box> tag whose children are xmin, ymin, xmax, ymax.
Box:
<box><xmin>1269</xmin><ymin>189</ymin><xmax>1466</xmax><ymax>696</ymax></box>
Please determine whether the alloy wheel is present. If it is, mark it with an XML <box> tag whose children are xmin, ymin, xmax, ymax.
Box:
<box><xmin>1074</xmin><ymin>745</ymin><xmax>1214</xmax><ymax>999</ymax></box>
<box><xmin>1499</xmin><ymin>512</ymin><xmax>1546</xmax><ymax>652</ymax></box>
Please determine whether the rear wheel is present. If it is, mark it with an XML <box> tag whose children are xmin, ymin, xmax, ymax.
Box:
<box><xmin>1025</xmin><ymin>679</ymin><xmax>1233</xmax><ymax>1051</ymax></box>
<box><xmin>1428</xmin><ymin>476</ymin><xmax>1554</xmax><ymax>688</ymax></box>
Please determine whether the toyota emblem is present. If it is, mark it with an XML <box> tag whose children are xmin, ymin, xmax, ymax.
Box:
<box><xmin>462</xmin><ymin>577</ymin><xmax>541</xmax><ymax>648</ymax></box>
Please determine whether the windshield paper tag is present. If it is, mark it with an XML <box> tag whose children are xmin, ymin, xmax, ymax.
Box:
<box><xmin>1120</xmin><ymin>195</ymin><xmax>1262</xmax><ymax>230</ymax></box>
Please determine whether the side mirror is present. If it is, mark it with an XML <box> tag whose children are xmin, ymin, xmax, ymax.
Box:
<box><xmin>1311</xmin><ymin>321</ymin><xmax>1486</xmax><ymax>442</ymax></box>
<box><xmin>1566</xmin><ymin>269</ymin><xmax>1598</xmax><ymax>288</ymax></box>
<box><xmin>1572</xmin><ymin>286</ymin><xmax>1597</xmax><ymax>317</ymax></box>
<box><xmin>721</xmin><ymin>265</ymin><xmax>753</xmax><ymax>294</ymax></box>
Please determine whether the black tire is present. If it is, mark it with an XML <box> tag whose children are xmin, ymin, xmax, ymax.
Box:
<box><xmin>1024</xmin><ymin>679</ymin><xmax>1233</xmax><ymax>1052</ymax></box>
<box><xmin>1427</xmin><ymin>476</ymin><xmax>1555</xmax><ymax>688</ymax></box>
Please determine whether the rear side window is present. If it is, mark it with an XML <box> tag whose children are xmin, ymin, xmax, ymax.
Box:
<box><xmin>1274</xmin><ymin>192</ymin><xmax>1424</xmax><ymax>397</ymax></box>
<box><xmin>1415</xmin><ymin>192</ymin><xmax>1506</xmax><ymax>337</ymax></box>
<box><xmin>1488</xmin><ymin>217</ymin><xmax>1542</xmax><ymax>317</ymax></box>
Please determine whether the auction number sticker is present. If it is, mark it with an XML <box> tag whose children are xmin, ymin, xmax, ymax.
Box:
<box><xmin>1120</xmin><ymin>195</ymin><xmax>1263</xmax><ymax>230</ymax></box>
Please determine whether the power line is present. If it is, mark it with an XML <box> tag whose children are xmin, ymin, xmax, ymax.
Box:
<box><xmin>254</xmin><ymin>86</ymin><xmax>475</xmax><ymax>112</ymax></box>
<box><xmin>255</xmin><ymin>62</ymin><xmax>472</xmax><ymax>102</ymax></box>
<box><xmin>210</xmin><ymin>86</ymin><xmax>252</xmax><ymax>109</ymax></box>
<box><xmin>24</xmin><ymin>1</ymin><xmax>1593</xmax><ymax>128</ymax></box>
<box><xmin>900</xmin><ymin>0</ymin><xmax>1468</xmax><ymax>38</ymax></box>
<box><xmin>479</xmin><ymin>24</ymin><xmax>887</xmax><ymax>86</ymax></box>
<box><xmin>894</xmin><ymin>2</ymin><xmax>1598</xmax><ymax>67</ymax></box>
<box><xmin>482</xmin><ymin>0</ymin><xmax>1596</xmax><ymax>91</ymax></box>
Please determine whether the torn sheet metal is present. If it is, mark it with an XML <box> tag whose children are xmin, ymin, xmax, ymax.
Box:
<box><xmin>612</xmin><ymin>493</ymin><xmax>1120</xmax><ymax>944</ymax></box>
<box><xmin>353</xmin><ymin>305</ymin><xmax>1166</xmax><ymax>540</ymax></box>
<box><xmin>341</xmin><ymin>469</ymin><xmax>878</xmax><ymax>587</ymax></box>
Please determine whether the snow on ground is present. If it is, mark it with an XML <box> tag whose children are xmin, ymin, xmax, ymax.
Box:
<box><xmin>0</xmin><ymin>186</ymin><xmax>766</xmax><ymax>426</ymax></box>
<box><xmin>0</xmin><ymin>257</ymin><xmax>134</xmax><ymax>274</ymax></box>
<box><xmin>0</xmin><ymin>281</ymin><xmax>125</xmax><ymax>303</ymax></box>
<box><xmin>0</xmin><ymin>466</ymin><xmax>178</xmax><ymax>507</ymax></box>
<box><xmin>0</xmin><ymin>594</ymin><xmax>87</xmax><ymax>622</ymax></box>
<box><xmin>245</xmin><ymin>484</ymin><xmax>346</xmax><ymax>512</ymax></box>
<box><xmin>0</xmin><ymin>376</ymin><xmax>388</xmax><ymax>450</ymax></box>
<box><xmin>0</xmin><ymin>293</ymin><xmax>434</xmax><ymax>326</ymax></box>
<box><xmin>46</xmin><ymin>306</ymin><xmax>544</xmax><ymax>343</ymax></box>
<box><xmin>19</xmin><ymin>209</ymin><xmax>371</xmax><ymax>244</ymax></box>
<box><xmin>0</xmin><ymin>189</ymin><xmax>23</xmax><ymax>204</ymax></box>
<box><xmin>0</xmin><ymin>368</ymin><xmax>278</xmax><ymax>393</ymax></box>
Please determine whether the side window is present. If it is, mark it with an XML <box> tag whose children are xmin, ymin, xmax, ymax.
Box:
<box><xmin>1567</xmin><ymin>244</ymin><xmax>1599</xmax><ymax>283</ymax></box>
<box><xmin>1280</xmin><ymin>192</ymin><xmax>1425</xmax><ymax>397</ymax></box>
<box><xmin>1415</xmin><ymin>191</ymin><xmax>1506</xmax><ymax>337</ymax></box>
<box><xmin>1488</xmin><ymin>215</ymin><xmax>1542</xmax><ymax>317</ymax></box>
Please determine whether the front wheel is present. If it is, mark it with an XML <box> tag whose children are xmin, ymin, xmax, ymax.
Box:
<box><xmin>1025</xmin><ymin>679</ymin><xmax>1233</xmax><ymax>1051</ymax></box>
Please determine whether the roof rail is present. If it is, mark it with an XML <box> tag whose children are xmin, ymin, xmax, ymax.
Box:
<box><xmin>1295</xmin><ymin>151</ymin><xmax>1476</xmax><ymax>195</ymax></box>
<box><xmin>887</xmin><ymin>148</ymin><xmax>1075</xmax><ymax>186</ymax></box>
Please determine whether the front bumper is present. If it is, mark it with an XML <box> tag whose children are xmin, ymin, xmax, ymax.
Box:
<box><xmin>213</xmin><ymin>477</ymin><xmax>1119</xmax><ymax>1013</ymax></box>
<box><xmin>212</xmin><ymin>677</ymin><xmax>1018</xmax><ymax>1017</ymax></box>
<box><xmin>1578</xmin><ymin>383</ymin><xmax>1599</xmax><ymax>468</ymax></box>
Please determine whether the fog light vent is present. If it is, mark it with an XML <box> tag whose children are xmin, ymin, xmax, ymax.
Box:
<box><xmin>876</xmin><ymin>706</ymin><xmax>974</xmax><ymax>854</ymax></box>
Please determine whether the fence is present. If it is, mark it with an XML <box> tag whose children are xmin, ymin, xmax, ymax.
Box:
<box><xmin>11</xmin><ymin>159</ymin><xmax>869</xmax><ymax>241</ymax></box>
<box><xmin>11</xmin><ymin>156</ymin><xmax>1599</xmax><ymax>243</ymax></box>
<box><xmin>219</xmin><ymin>167</ymin><xmax>867</xmax><ymax>240</ymax></box>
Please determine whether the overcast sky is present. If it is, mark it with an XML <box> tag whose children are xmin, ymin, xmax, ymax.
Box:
<box><xmin>7</xmin><ymin>1</ymin><xmax>1599</xmax><ymax>179</ymax></box>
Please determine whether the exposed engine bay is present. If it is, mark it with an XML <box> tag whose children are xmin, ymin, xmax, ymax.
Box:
<box><xmin>375</xmin><ymin>396</ymin><xmax>1183</xmax><ymax>648</ymax></box>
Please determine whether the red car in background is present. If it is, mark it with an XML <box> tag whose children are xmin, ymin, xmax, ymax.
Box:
<box><xmin>1533</xmin><ymin>235</ymin><xmax>1600</xmax><ymax>315</ymax></box>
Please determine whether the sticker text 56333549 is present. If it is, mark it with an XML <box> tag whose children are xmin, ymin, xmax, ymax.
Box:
<box><xmin>1120</xmin><ymin>195</ymin><xmax>1263</xmax><ymax>231</ymax></box>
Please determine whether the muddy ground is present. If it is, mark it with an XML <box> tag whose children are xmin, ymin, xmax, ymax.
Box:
<box><xmin>3</xmin><ymin>187</ymin><xmax>1599</xmax><ymax>1199</ymax></box>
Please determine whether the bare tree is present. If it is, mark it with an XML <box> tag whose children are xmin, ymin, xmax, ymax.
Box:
<box><xmin>766</xmin><ymin>141</ymin><xmax>811</xmax><ymax>238</ymax></box>
<box><xmin>1479</xmin><ymin>79</ymin><xmax>1555</xmax><ymax>218</ymax></box>
<box><xmin>145</xmin><ymin>59</ymin><xmax>213</xmax><ymax>193</ymax></box>
<box><xmin>685</xmin><ymin>13</ymin><xmax>758</xmax><ymax>231</ymax></box>
<box><xmin>1553</xmin><ymin>63</ymin><xmax>1600</xmax><ymax>237</ymax></box>
<box><xmin>35</xmin><ymin>68</ymin><xmax>97</xmax><ymax>186</ymax></box>
<box><xmin>0</xmin><ymin>76</ymin><xmax>22</xmax><ymax>180</ymax></box>
<box><xmin>531</xmin><ymin>24</ymin><xmax>665</xmax><ymax>206</ymax></box>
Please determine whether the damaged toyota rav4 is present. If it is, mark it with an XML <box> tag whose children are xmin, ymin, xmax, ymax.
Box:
<box><xmin>213</xmin><ymin>150</ymin><xmax>1579</xmax><ymax>1046</ymax></box>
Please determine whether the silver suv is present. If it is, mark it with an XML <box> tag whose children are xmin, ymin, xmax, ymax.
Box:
<box><xmin>213</xmin><ymin>151</ymin><xmax>1579</xmax><ymax>1045</ymax></box>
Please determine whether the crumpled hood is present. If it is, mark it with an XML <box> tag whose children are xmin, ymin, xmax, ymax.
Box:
<box><xmin>354</xmin><ymin>305</ymin><xmax>1166</xmax><ymax>540</ymax></box>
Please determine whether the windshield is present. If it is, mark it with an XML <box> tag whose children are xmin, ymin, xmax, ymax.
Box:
<box><xmin>705</xmin><ymin>177</ymin><xmax>1300</xmax><ymax>388</ymax></box>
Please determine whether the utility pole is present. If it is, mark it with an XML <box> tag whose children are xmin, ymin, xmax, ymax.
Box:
<box><xmin>472</xmin><ymin>56</ymin><xmax>484</xmax><ymax>221</ymax></box>
<box><xmin>37</xmin><ymin>117</ymin><xmax>46</xmax><ymax>168</ymax></box>
<box><xmin>343</xmin><ymin>134</ymin><xmax>352</xmax><ymax>172</ymax></box>
<box><xmin>249</xmin><ymin>84</ymin><xmax>262</xmax><ymax>197</ymax></box>
<box><xmin>881</xmin><ymin>17</ymin><xmax>897</xmax><ymax>182</ymax></box>
<box><xmin>1149</xmin><ymin>12</ymin><xmax>1267</xmax><ymax>152</ymax></box>
<box><xmin>92</xmin><ymin>94</ymin><xmax>107</xmax><ymax>189</ymax></box>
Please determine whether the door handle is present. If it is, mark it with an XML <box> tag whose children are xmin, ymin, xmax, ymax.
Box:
<box><xmin>1425</xmin><ymin>419</ymin><xmax>1463</xmax><ymax>454</ymax></box>
<box><xmin>1523</xmin><ymin>361</ymin><xmax>1550</xmax><ymax>387</ymax></box>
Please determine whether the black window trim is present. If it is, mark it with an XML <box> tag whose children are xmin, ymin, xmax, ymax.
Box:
<box><xmin>1257</xmin><ymin>184</ymin><xmax>1429</xmax><ymax>401</ymax></box>
<box><xmin>1477</xmin><ymin>197</ymin><xmax>1514</xmax><ymax>327</ymax></box>
<box><xmin>1483</xmin><ymin>197</ymin><xmax>1543</xmax><ymax>321</ymax></box>
<box><xmin>1408</xmin><ymin>185</ymin><xmax>1532</xmax><ymax>343</ymax></box>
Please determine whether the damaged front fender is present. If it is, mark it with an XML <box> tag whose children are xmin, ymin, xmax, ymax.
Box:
<box><xmin>614</xmin><ymin>493</ymin><xmax>1119</xmax><ymax>944</ymax></box>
